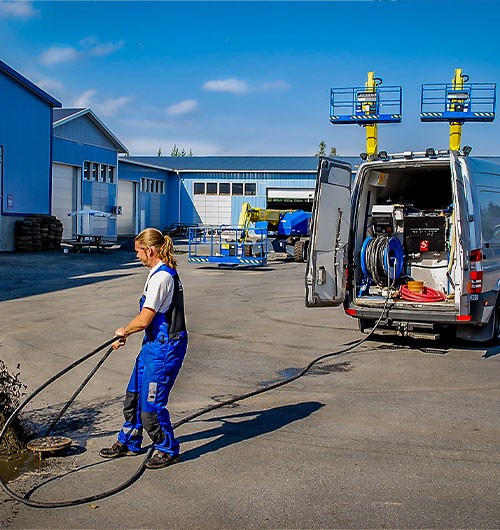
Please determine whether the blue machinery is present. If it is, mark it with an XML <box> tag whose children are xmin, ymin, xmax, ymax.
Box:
<box><xmin>188</xmin><ymin>226</ymin><xmax>269</xmax><ymax>266</ymax></box>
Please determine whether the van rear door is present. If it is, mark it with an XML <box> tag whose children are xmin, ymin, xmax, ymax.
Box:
<box><xmin>450</xmin><ymin>151</ymin><xmax>471</xmax><ymax>316</ymax></box>
<box><xmin>306</xmin><ymin>157</ymin><xmax>352</xmax><ymax>307</ymax></box>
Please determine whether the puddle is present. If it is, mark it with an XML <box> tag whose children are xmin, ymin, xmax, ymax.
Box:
<box><xmin>260</xmin><ymin>362</ymin><xmax>352</xmax><ymax>387</ymax></box>
<box><xmin>0</xmin><ymin>450</ymin><xmax>45</xmax><ymax>483</ymax></box>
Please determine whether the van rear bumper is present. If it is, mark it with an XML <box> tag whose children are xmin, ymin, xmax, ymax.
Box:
<box><xmin>346</xmin><ymin>290</ymin><xmax>496</xmax><ymax>326</ymax></box>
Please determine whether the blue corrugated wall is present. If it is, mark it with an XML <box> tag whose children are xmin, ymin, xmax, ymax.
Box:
<box><xmin>179</xmin><ymin>171</ymin><xmax>316</xmax><ymax>225</ymax></box>
<box><xmin>0</xmin><ymin>71</ymin><xmax>53</xmax><ymax>215</ymax></box>
<box><xmin>117</xmin><ymin>161</ymin><xmax>176</xmax><ymax>232</ymax></box>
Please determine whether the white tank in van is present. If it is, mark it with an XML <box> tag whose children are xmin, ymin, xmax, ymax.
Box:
<box><xmin>305</xmin><ymin>150</ymin><xmax>500</xmax><ymax>343</ymax></box>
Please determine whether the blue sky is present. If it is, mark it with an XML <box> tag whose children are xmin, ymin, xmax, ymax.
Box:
<box><xmin>1</xmin><ymin>0</ymin><xmax>499</xmax><ymax>156</ymax></box>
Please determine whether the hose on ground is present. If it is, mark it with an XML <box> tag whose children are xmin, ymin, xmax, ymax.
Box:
<box><xmin>0</xmin><ymin>297</ymin><xmax>391</xmax><ymax>508</ymax></box>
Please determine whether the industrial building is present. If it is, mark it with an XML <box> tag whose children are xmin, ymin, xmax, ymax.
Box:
<box><xmin>53</xmin><ymin>108</ymin><xmax>128</xmax><ymax>239</ymax></box>
<box><xmin>0</xmin><ymin>59</ymin><xmax>61</xmax><ymax>251</ymax></box>
<box><xmin>1</xmin><ymin>57</ymin><xmax>498</xmax><ymax>252</ymax></box>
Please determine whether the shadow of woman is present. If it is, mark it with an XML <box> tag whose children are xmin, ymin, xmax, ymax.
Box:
<box><xmin>178</xmin><ymin>401</ymin><xmax>324</xmax><ymax>463</ymax></box>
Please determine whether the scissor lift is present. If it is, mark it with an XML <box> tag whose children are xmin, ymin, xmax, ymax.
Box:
<box><xmin>188</xmin><ymin>226</ymin><xmax>268</xmax><ymax>267</ymax></box>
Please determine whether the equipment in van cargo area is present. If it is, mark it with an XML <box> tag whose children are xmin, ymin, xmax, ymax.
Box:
<box><xmin>306</xmin><ymin>151</ymin><xmax>500</xmax><ymax>342</ymax></box>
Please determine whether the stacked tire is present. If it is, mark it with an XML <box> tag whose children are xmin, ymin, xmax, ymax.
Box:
<box><xmin>15</xmin><ymin>215</ymin><xmax>64</xmax><ymax>252</ymax></box>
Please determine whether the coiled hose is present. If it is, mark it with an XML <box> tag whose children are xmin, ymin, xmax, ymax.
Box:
<box><xmin>400</xmin><ymin>284</ymin><xmax>447</xmax><ymax>302</ymax></box>
<box><xmin>0</xmin><ymin>304</ymin><xmax>391</xmax><ymax>509</ymax></box>
<box><xmin>361</xmin><ymin>236</ymin><xmax>404</xmax><ymax>286</ymax></box>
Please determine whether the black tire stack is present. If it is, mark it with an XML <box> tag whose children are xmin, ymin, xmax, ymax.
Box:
<box><xmin>15</xmin><ymin>215</ymin><xmax>64</xmax><ymax>252</ymax></box>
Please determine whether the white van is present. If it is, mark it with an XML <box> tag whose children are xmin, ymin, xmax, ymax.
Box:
<box><xmin>305</xmin><ymin>150</ymin><xmax>500</xmax><ymax>343</ymax></box>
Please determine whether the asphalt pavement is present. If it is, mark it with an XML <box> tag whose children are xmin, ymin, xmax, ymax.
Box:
<box><xmin>0</xmin><ymin>244</ymin><xmax>499</xmax><ymax>529</ymax></box>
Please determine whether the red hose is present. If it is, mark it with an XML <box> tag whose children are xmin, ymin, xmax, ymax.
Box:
<box><xmin>400</xmin><ymin>284</ymin><xmax>447</xmax><ymax>302</ymax></box>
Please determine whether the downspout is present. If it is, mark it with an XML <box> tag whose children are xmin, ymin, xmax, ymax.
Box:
<box><xmin>176</xmin><ymin>170</ymin><xmax>181</xmax><ymax>224</ymax></box>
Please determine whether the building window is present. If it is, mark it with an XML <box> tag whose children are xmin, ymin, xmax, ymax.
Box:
<box><xmin>219</xmin><ymin>183</ymin><xmax>230</xmax><ymax>195</ymax></box>
<box><xmin>100</xmin><ymin>165</ymin><xmax>107</xmax><ymax>182</ymax></box>
<box><xmin>83</xmin><ymin>161</ymin><xmax>91</xmax><ymax>180</ymax></box>
<box><xmin>206</xmin><ymin>183</ymin><xmax>218</xmax><ymax>195</ymax></box>
<box><xmin>194</xmin><ymin>182</ymin><xmax>205</xmax><ymax>195</ymax></box>
<box><xmin>232</xmin><ymin>183</ymin><xmax>243</xmax><ymax>195</ymax></box>
<box><xmin>83</xmin><ymin>161</ymin><xmax>115</xmax><ymax>183</ymax></box>
<box><xmin>244</xmin><ymin>183</ymin><xmax>256</xmax><ymax>196</ymax></box>
<box><xmin>140</xmin><ymin>177</ymin><xmax>165</xmax><ymax>194</ymax></box>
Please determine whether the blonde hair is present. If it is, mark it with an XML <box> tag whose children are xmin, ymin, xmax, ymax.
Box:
<box><xmin>135</xmin><ymin>228</ymin><xmax>177</xmax><ymax>269</ymax></box>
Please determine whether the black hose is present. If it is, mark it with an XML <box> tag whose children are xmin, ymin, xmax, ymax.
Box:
<box><xmin>0</xmin><ymin>303</ymin><xmax>391</xmax><ymax>509</ymax></box>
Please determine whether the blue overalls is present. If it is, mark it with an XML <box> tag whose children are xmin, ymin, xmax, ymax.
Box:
<box><xmin>117</xmin><ymin>264</ymin><xmax>188</xmax><ymax>456</ymax></box>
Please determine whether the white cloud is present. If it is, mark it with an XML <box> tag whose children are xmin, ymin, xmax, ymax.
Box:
<box><xmin>202</xmin><ymin>77</ymin><xmax>290</xmax><ymax>94</ymax></box>
<box><xmin>259</xmin><ymin>80</ymin><xmax>291</xmax><ymax>92</ymax></box>
<box><xmin>96</xmin><ymin>96</ymin><xmax>134</xmax><ymax>117</ymax></box>
<box><xmin>36</xmin><ymin>78</ymin><xmax>63</xmax><ymax>92</ymax></box>
<box><xmin>72</xmin><ymin>89</ymin><xmax>133</xmax><ymax>116</ymax></box>
<box><xmin>167</xmin><ymin>99</ymin><xmax>198</xmax><ymax>116</ymax></box>
<box><xmin>40</xmin><ymin>37</ymin><xmax>124</xmax><ymax>66</ymax></box>
<box><xmin>203</xmin><ymin>78</ymin><xmax>248</xmax><ymax>94</ymax></box>
<box><xmin>0</xmin><ymin>1</ymin><xmax>37</xmax><ymax>19</ymax></box>
<box><xmin>73</xmin><ymin>89</ymin><xmax>96</xmax><ymax>108</ymax></box>
<box><xmin>41</xmin><ymin>46</ymin><xmax>79</xmax><ymax>65</ymax></box>
<box><xmin>83</xmin><ymin>38</ymin><xmax>125</xmax><ymax>57</ymax></box>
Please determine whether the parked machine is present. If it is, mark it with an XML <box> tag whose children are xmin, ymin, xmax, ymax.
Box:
<box><xmin>239</xmin><ymin>202</ymin><xmax>312</xmax><ymax>262</ymax></box>
<box><xmin>306</xmin><ymin>70</ymin><xmax>500</xmax><ymax>343</ymax></box>
<box><xmin>187</xmin><ymin>203</ymin><xmax>312</xmax><ymax>266</ymax></box>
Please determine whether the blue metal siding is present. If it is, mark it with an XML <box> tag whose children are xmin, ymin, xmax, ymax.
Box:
<box><xmin>118</xmin><ymin>161</ymin><xmax>175</xmax><ymax>230</ymax></box>
<box><xmin>179</xmin><ymin>171</ymin><xmax>317</xmax><ymax>225</ymax></box>
<box><xmin>54</xmin><ymin>115</ymin><xmax>117</xmax><ymax>150</ymax></box>
<box><xmin>53</xmin><ymin>137</ymin><xmax>117</xmax><ymax>167</ymax></box>
<box><xmin>0</xmin><ymin>70</ymin><xmax>53</xmax><ymax>215</ymax></box>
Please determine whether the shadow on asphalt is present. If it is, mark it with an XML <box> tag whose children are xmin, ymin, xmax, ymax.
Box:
<box><xmin>0</xmin><ymin>249</ymin><xmax>140</xmax><ymax>302</ymax></box>
<box><xmin>178</xmin><ymin>401</ymin><xmax>324</xmax><ymax>462</ymax></box>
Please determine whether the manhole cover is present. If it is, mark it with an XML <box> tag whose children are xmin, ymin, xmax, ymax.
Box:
<box><xmin>26</xmin><ymin>436</ymin><xmax>72</xmax><ymax>457</ymax></box>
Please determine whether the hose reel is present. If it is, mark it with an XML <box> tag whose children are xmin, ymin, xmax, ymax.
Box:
<box><xmin>360</xmin><ymin>236</ymin><xmax>404</xmax><ymax>287</ymax></box>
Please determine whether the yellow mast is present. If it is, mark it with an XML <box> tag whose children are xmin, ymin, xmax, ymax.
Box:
<box><xmin>364</xmin><ymin>71</ymin><xmax>378</xmax><ymax>156</ymax></box>
<box><xmin>449</xmin><ymin>68</ymin><xmax>465</xmax><ymax>151</ymax></box>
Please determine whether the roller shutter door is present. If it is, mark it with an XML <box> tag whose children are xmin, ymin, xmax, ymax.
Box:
<box><xmin>117</xmin><ymin>179</ymin><xmax>136</xmax><ymax>236</ymax></box>
<box><xmin>52</xmin><ymin>163</ymin><xmax>77</xmax><ymax>239</ymax></box>
<box><xmin>193</xmin><ymin>196</ymin><xmax>231</xmax><ymax>225</ymax></box>
<box><xmin>266</xmin><ymin>188</ymin><xmax>314</xmax><ymax>211</ymax></box>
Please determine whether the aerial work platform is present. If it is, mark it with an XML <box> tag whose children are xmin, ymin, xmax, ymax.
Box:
<box><xmin>188</xmin><ymin>226</ymin><xmax>268</xmax><ymax>267</ymax></box>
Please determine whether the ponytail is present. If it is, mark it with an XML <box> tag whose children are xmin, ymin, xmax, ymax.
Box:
<box><xmin>135</xmin><ymin>228</ymin><xmax>177</xmax><ymax>269</ymax></box>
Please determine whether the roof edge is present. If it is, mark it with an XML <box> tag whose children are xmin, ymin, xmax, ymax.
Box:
<box><xmin>0</xmin><ymin>59</ymin><xmax>62</xmax><ymax>108</ymax></box>
<box><xmin>53</xmin><ymin>107</ymin><xmax>128</xmax><ymax>154</ymax></box>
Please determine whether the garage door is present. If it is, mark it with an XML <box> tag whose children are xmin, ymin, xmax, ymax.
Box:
<box><xmin>193</xmin><ymin>196</ymin><xmax>231</xmax><ymax>225</ymax></box>
<box><xmin>117</xmin><ymin>179</ymin><xmax>136</xmax><ymax>236</ymax></box>
<box><xmin>266</xmin><ymin>188</ymin><xmax>315</xmax><ymax>211</ymax></box>
<box><xmin>52</xmin><ymin>163</ymin><xmax>78</xmax><ymax>239</ymax></box>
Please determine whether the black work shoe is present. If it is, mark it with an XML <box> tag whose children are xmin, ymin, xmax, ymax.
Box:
<box><xmin>99</xmin><ymin>441</ymin><xmax>138</xmax><ymax>458</ymax></box>
<box><xmin>144</xmin><ymin>450</ymin><xmax>180</xmax><ymax>469</ymax></box>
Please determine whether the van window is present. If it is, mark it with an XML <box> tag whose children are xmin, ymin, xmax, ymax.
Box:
<box><xmin>478</xmin><ymin>189</ymin><xmax>500</xmax><ymax>241</ymax></box>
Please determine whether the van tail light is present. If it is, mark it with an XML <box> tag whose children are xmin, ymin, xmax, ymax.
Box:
<box><xmin>470</xmin><ymin>249</ymin><xmax>482</xmax><ymax>263</ymax></box>
<box><xmin>470</xmin><ymin>270</ymin><xmax>483</xmax><ymax>294</ymax></box>
<box><xmin>469</xmin><ymin>249</ymin><xmax>483</xmax><ymax>293</ymax></box>
<box><xmin>345</xmin><ymin>308</ymin><xmax>357</xmax><ymax>316</ymax></box>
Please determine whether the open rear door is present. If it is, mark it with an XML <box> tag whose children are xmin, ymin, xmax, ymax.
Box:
<box><xmin>306</xmin><ymin>157</ymin><xmax>352</xmax><ymax>307</ymax></box>
<box><xmin>449</xmin><ymin>151</ymin><xmax>471</xmax><ymax>316</ymax></box>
